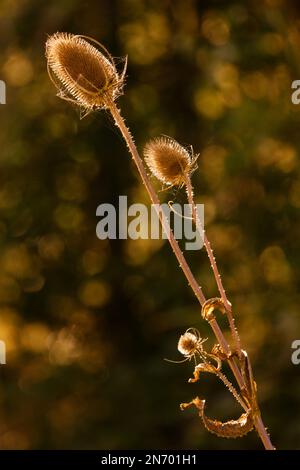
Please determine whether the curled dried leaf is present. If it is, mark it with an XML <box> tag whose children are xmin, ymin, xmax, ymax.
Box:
<box><xmin>201</xmin><ymin>297</ymin><xmax>225</xmax><ymax>322</ymax></box>
<box><xmin>189</xmin><ymin>361</ymin><xmax>247</xmax><ymax>410</ymax></box>
<box><xmin>181</xmin><ymin>397</ymin><xmax>254</xmax><ymax>439</ymax></box>
<box><xmin>188</xmin><ymin>359</ymin><xmax>221</xmax><ymax>384</ymax></box>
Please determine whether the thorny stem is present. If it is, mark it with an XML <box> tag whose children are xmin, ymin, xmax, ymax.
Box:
<box><xmin>243</xmin><ymin>350</ymin><xmax>275</xmax><ymax>450</ymax></box>
<box><xmin>209</xmin><ymin>318</ymin><xmax>245</xmax><ymax>391</ymax></box>
<box><xmin>107</xmin><ymin>99</ymin><xmax>275</xmax><ymax>450</ymax></box>
<box><xmin>214</xmin><ymin>369</ymin><xmax>247</xmax><ymax>411</ymax></box>
<box><xmin>108</xmin><ymin>99</ymin><xmax>205</xmax><ymax>305</ymax></box>
<box><xmin>184</xmin><ymin>175</ymin><xmax>242</xmax><ymax>359</ymax></box>
<box><xmin>254</xmin><ymin>414</ymin><xmax>275</xmax><ymax>450</ymax></box>
<box><xmin>208</xmin><ymin>313</ymin><xmax>275</xmax><ymax>449</ymax></box>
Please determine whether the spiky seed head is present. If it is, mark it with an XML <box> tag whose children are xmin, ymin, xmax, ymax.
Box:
<box><xmin>143</xmin><ymin>136</ymin><xmax>193</xmax><ymax>186</ymax></box>
<box><xmin>46</xmin><ymin>32</ymin><xmax>124</xmax><ymax>111</ymax></box>
<box><xmin>178</xmin><ymin>331</ymin><xmax>199</xmax><ymax>357</ymax></box>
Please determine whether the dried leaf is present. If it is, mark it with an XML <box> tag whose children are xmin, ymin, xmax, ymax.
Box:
<box><xmin>181</xmin><ymin>397</ymin><xmax>254</xmax><ymax>439</ymax></box>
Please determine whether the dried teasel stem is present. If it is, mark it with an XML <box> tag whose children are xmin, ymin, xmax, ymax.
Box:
<box><xmin>45</xmin><ymin>33</ymin><xmax>275</xmax><ymax>450</ymax></box>
<box><xmin>107</xmin><ymin>99</ymin><xmax>206</xmax><ymax>305</ymax></box>
<box><xmin>189</xmin><ymin>362</ymin><xmax>248</xmax><ymax>411</ymax></box>
<box><xmin>253</xmin><ymin>413</ymin><xmax>275</xmax><ymax>450</ymax></box>
<box><xmin>184</xmin><ymin>175</ymin><xmax>242</xmax><ymax>359</ymax></box>
<box><xmin>107</xmin><ymin>114</ymin><xmax>275</xmax><ymax>452</ymax></box>
<box><xmin>202</xmin><ymin>298</ymin><xmax>244</xmax><ymax>386</ymax></box>
<box><xmin>210</xmin><ymin>318</ymin><xmax>275</xmax><ymax>449</ymax></box>
<box><xmin>215</xmin><ymin>369</ymin><xmax>247</xmax><ymax>410</ymax></box>
<box><xmin>105</xmin><ymin>105</ymin><xmax>272</xmax><ymax>445</ymax></box>
<box><xmin>99</xmin><ymin>101</ymin><xmax>274</xmax><ymax>450</ymax></box>
<box><xmin>45</xmin><ymin>33</ymin><xmax>206</xmax><ymax>304</ymax></box>
<box><xmin>178</xmin><ymin>325</ymin><xmax>275</xmax><ymax>448</ymax></box>
<box><xmin>239</xmin><ymin>349</ymin><xmax>275</xmax><ymax>450</ymax></box>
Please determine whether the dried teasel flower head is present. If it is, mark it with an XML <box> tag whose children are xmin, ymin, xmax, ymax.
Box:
<box><xmin>178</xmin><ymin>328</ymin><xmax>207</xmax><ymax>359</ymax></box>
<box><xmin>143</xmin><ymin>136</ymin><xmax>198</xmax><ymax>186</ymax></box>
<box><xmin>46</xmin><ymin>33</ymin><xmax>126</xmax><ymax>115</ymax></box>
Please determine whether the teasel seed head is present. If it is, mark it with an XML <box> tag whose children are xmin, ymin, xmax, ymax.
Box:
<box><xmin>177</xmin><ymin>328</ymin><xmax>206</xmax><ymax>359</ymax></box>
<box><xmin>143</xmin><ymin>136</ymin><xmax>197</xmax><ymax>186</ymax></box>
<box><xmin>46</xmin><ymin>32</ymin><xmax>126</xmax><ymax>113</ymax></box>
<box><xmin>178</xmin><ymin>331</ymin><xmax>199</xmax><ymax>357</ymax></box>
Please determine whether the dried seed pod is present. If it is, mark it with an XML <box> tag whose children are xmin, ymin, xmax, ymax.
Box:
<box><xmin>181</xmin><ymin>397</ymin><xmax>254</xmax><ymax>438</ymax></box>
<box><xmin>144</xmin><ymin>136</ymin><xmax>196</xmax><ymax>186</ymax></box>
<box><xmin>177</xmin><ymin>328</ymin><xmax>206</xmax><ymax>359</ymax></box>
<box><xmin>46</xmin><ymin>33</ymin><xmax>126</xmax><ymax>112</ymax></box>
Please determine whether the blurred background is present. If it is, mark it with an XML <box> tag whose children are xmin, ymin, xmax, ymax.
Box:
<box><xmin>0</xmin><ymin>0</ymin><xmax>299</xmax><ymax>450</ymax></box>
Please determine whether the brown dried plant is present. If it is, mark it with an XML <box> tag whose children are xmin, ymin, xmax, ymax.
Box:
<box><xmin>45</xmin><ymin>32</ymin><xmax>275</xmax><ymax>450</ymax></box>
<box><xmin>144</xmin><ymin>136</ymin><xmax>197</xmax><ymax>186</ymax></box>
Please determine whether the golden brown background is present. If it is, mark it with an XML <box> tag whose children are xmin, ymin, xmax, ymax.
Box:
<box><xmin>0</xmin><ymin>0</ymin><xmax>299</xmax><ymax>449</ymax></box>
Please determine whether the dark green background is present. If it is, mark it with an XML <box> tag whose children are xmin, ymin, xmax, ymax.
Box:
<box><xmin>0</xmin><ymin>0</ymin><xmax>299</xmax><ymax>449</ymax></box>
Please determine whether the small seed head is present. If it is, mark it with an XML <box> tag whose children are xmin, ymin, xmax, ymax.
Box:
<box><xmin>46</xmin><ymin>32</ymin><xmax>125</xmax><ymax>111</ymax></box>
<box><xmin>144</xmin><ymin>136</ymin><xmax>195</xmax><ymax>186</ymax></box>
<box><xmin>178</xmin><ymin>331</ymin><xmax>200</xmax><ymax>358</ymax></box>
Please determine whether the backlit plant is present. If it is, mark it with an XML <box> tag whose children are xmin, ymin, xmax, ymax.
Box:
<box><xmin>46</xmin><ymin>32</ymin><xmax>275</xmax><ymax>450</ymax></box>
